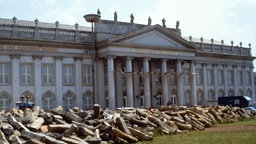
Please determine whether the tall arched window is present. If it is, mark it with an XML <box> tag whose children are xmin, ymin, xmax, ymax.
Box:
<box><xmin>105</xmin><ymin>90</ymin><xmax>109</xmax><ymax>108</ymax></box>
<box><xmin>184</xmin><ymin>89</ymin><xmax>191</xmax><ymax>106</ymax></box>
<box><xmin>247</xmin><ymin>89</ymin><xmax>252</xmax><ymax>97</ymax></box>
<box><xmin>122</xmin><ymin>91</ymin><xmax>127</xmax><ymax>107</ymax></box>
<box><xmin>208</xmin><ymin>89</ymin><xmax>215</xmax><ymax>100</ymax></box>
<box><xmin>63</xmin><ymin>91</ymin><xmax>75</xmax><ymax>110</ymax></box>
<box><xmin>218</xmin><ymin>89</ymin><xmax>224</xmax><ymax>97</ymax></box>
<box><xmin>0</xmin><ymin>92</ymin><xmax>11</xmax><ymax>111</ymax></box>
<box><xmin>228</xmin><ymin>89</ymin><xmax>234</xmax><ymax>96</ymax></box>
<box><xmin>197</xmin><ymin>89</ymin><xmax>204</xmax><ymax>105</ymax></box>
<box><xmin>21</xmin><ymin>91</ymin><xmax>34</xmax><ymax>102</ymax></box>
<box><xmin>237</xmin><ymin>89</ymin><xmax>243</xmax><ymax>96</ymax></box>
<box><xmin>42</xmin><ymin>91</ymin><xmax>56</xmax><ymax>110</ymax></box>
<box><xmin>83</xmin><ymin>90</ymin><xmax>93</xmax><ymax>109</ymax></box>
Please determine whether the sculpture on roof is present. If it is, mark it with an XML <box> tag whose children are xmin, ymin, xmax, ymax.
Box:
<box><xmin>162</xmin><ymin>18</ymin><xmax>166</xmax><ymax>27</ymax></box>
<box><xmin>148</xmin><ymin>16</ymin><xmax>152</xmax><ymax>25</ymax></box>
<box><xmin>176</xmin><ymin>20</ymin><xmax>180</xmax><ymax>29</ymax></box>
<box><xmin>97</xmin><ymin>8</ymin><xmax>101</xmax><ymax>16</ymax></box>
<box><xmin>114</xmin><ymin>11</ymin><xmax>118</xmax><ymax>22</ymax></box>
<box><xmin>130</xmin><ymin>13</ymin><xmax>134</xmax><ymax>23</ymax></box>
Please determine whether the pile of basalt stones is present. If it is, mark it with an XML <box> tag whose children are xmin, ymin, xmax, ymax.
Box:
<box><xmin>0</xmin><ymin>104</ymin><xmax>255</xmax><ymax>144</ymax></box>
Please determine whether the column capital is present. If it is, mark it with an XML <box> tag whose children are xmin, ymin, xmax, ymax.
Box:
<box><xmin>32</xmin><ymin>55</ymin><xmax>43</xmax><ymax>60</ymax></box>
<box><xmin>161</xmin><ymin>58</ymin><xmax>168</xmax><ymax>62</ymax></box>
<box><xmin>54</xmin><ymin>56</ymin><xmax>63</xmax><ymax>61</ymax></box>
<box><xmin>9</xmin><ymin>54</ymin><xmax>21</xmax><ymax>59</ymax></box>
<box><xmin>213</xmin><ymin>63</ymin><xmax>218</xmax><ymax>67</ymax></box>
<box><xmin>73</xmin><ymin>56</ymin><xmax>83</xmax><ymax>61</ymax></box>
<box><xmin>190</xmin><ymin>60</ymin><xmax>196</xmax><ymax>64</ymax></box>
<box><xmin>202</xmin><ymin>63</ymin><xmax>207</xmax><ymax>67</ymax></box>
<box><xmin>143</xmin><ymin>57</ymin><xmax>151</xmax><ymax>61</ymax></box>
<box><xmin>223</xmin><ymin>64</ymin><xmax>228</xmax><ymax>68</ymax></box>
<box><xmin>126</xmin><ymin>56</ymin><xmax>134</xmax><ymax>60</ymax></box>
<box><xmin>105</xmin><ymin>56</ymin><xmax>116</xmax><ymax>59</ymax></box>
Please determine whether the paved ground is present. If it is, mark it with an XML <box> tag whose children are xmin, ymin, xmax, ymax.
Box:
<box><xmin>205</xmin><ymin>125</ymin><xmax>256</xmax><ymax>132</ymax></box>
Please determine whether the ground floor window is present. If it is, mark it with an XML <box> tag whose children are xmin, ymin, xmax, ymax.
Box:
<box><xmin>63</xmin><ymin>91</ymin><xmax>75</xmax><ymax>110</ymax></box>
<box><xmin>83</xmin><ymin>91</ymin><xmax>93</xmax><ymax>109</ymax></box>
<box><xmin>0</xmin><ymin>94</ymin><xmax>10</xmax><ymax>111</ymax></box>
<box><xmin>140</xmin><ymin>96</ymin><xmax>144</xmax><ymax>108</ymax></box>
<box><xmin>42</xmin><ymin>91</ymin><xmax>56</xmax><ymax>110</ymax></box>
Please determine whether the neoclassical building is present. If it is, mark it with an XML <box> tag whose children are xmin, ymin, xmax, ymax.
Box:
<box><xmin>0</xmin><ymin>14</ymin><xmax>255</xmax><ymax>110</ymax></box>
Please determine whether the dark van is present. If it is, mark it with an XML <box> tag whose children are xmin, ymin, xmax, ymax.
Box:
<box><xmin>218</xmin><ymin>96</ymin><xmax>253</xmax><ymax>108</ymax></box>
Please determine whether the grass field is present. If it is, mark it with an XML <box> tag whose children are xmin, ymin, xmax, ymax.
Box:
<box><xmin>138</xmin><ymin>119</ymin><xmax>256</xmax><ymax>144</ymax></box>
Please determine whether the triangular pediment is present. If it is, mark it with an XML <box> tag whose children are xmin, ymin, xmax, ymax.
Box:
<box><xmin>107</xmin><ymin>24</ymin><xmax>196</xmax><ymax>49</ymax></box>
<box><xmin>122</xmin><ymin>30</ymin><xmax>183</xmax><ymax>48</ymax></box>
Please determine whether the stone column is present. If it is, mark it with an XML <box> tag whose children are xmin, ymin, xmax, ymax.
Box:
<box><xmin>143</xmin><ymin>58</ymin><xmax>151</xmax><ymax>108</ymax></box>
<box><xmin>33</xmin><ymin>55</ymin><xmax>42</xmax><ymax>106</ymax></box>
<box><xmin>202</xmin><ymin>64</ymin><xmax>208</xmax><ymax>102</ymax></box>
<box><xmin>213</xmin><ymin>64</ymin><xmax>218</xmax><ymax>98</ymax></box>
<box><xmin>223</xmin><ymin>64</ymin><xmax>228</xmax><ymax>95</ymax></box>
<box><xmin>161</xmin><ymin>59</ymin><xmax>168</xmax><ymax>106</ymax></box>
<box><xmin>242</xmin><ymin>66</ymin><xmax>247</xmax><ymax>93</ymax></box>
<box><xmin>126</xmin><ymin>57</ymin><xmax>134</xmax><ymax>107</ymax></box>
<box><xmin>10</xmin><ymin>54</ymin><xmax>20</xmax><ymax>108</ymax></box>
<box><xmin>190</xmin><ymin>61</ymin><xmax>197</xmax><ymax>106</ymax></box>
<box><xmin>233</xmin><ymin>65</ymin><xmax>238</xmax><ymax>96</ymax></box>
<box><xmin>250</xmin><ymin>66</ymin><xmax>255</xmax><ymax>101</ymax></box>
<box><xmin>176</xmin><ymin>60</ymin><xmax>183</xmax><ymax>105</ymax></box>
<box><xmin>96</xmin><ymin>59</ymin><xmax>105</xmax><ymax>107</ymax></box>
<box><xmin>54</xmin><ymin>56</ymin><xmax>63</xmax><ymax>107</ymax></box>
<box><xmin>115</xmin><ymin>60</ymin><xmax>122</xmax><ymax>108</ymax></box>
<box><xmin>74</xmin><ymin>57</ymin><xmax>82</xmax><ymax>108</ymax></box>
<box><xmin>107</xmin><ymin>56</ymin><xmax>115</xmax><ymax>109</ymax></box>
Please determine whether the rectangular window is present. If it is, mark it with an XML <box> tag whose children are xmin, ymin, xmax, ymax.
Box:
<box><xmin>217</xmin><ymin>70</ymin><xmax>224</xmax><ymax>85</ymax></box>
<box><xmin>42</xmin><ymin>64</ymin><xmax>54</xmax><ymax>85</ymax></box>
<box><xmin>122</xmin><ymin>66</ymin><xmax>126</xmax><ymax>85</ymax></box>
<box><xmin>139</xmin><ymin>67</ymin><xmax>144</xmax><ymax>85</ymax></box>
<box><xmin>0</xmin><ymin>63</ymin><xmax>10</xmax><ymax>85</ymax></box>
<box><xmin>140</xmin><ymin>96</ymin><xmax>144</xmax><ymax>108</ymax></box>
<box><xmin>196</xmin><ymin>69</ymin><xmax>202</xmax><ymax>85</ymax></box>
<box><xmin>237</xmin><ymin>71</ymin><xmax>242</xmax><ymax>86</ymax></box>
<box><xmin>82</xmin><ymin>65</ymin><xmax>92</xmax><ymax>85</ymax></box>
<box><xmin>207</xmin><ymin>69</ymin><xmax>213</xmax><ymax>85</ymax></box>
<box><xmin>63</xmin><ymin>65</ymin><xmax>74</xmax><ymax>85</ymax></box>
<box><xmin>227</xmin><ymin>70</ymin><xmax>234</xmax><ymax>85</ymax></box>
<box><xmin>21</xmin><ymin>63</ymin><xmax>33</xmax><ymax>85</ymax></box>
<box><xmin>155</xmin><ymin>68</ymin><xmax>161</xmax><ymax>85</ymax></box>
<box><xmin>104</xmin><ymin>65</ymin><xmax>108</xmax><ymax>85</ymax></box>
<box><xmin>170</xmin><ymin>74</ymin><xmax>176</xmax><ymax>85</ymax></box>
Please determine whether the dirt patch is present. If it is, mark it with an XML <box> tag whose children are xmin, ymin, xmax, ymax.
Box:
<box><xmin>205</xmin><ymin>125</ymin><xmax>256</xmax><ymax>132</ymax></box>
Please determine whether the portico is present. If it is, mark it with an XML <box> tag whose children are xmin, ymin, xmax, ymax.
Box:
<box><xmin>96</xmin><ymin>23</ymin><xmax>197</xmax><ymax>108</ymax></box>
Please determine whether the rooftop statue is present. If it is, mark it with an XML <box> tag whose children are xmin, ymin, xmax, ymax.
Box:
<box><xmin>162</xmin><ymin>18</ymin><xmax>166</xmax><ymax>27</ymax></box>
<box><xmin>114</xmin><ymin>11</ymin><xmax>118</xmax><ymax>22</ymax></box>
<box><xmin>176</xmin><ymin>20</ymin><xmax>180</xmax><ymax>29</ymax></box>
<box><xmin>148</xmin><ymin>16</ymin><xmax>152</xmax><ymax>25</ymax></box>
<box><xmin>130</xmin><ymin>13</ymin><xmax>134</xmax><ymax>23</ymax></box>
<box><xmin>97</xmin><ymin>8</ymin><xmax>101</xmax><ymax>16</ymax></box>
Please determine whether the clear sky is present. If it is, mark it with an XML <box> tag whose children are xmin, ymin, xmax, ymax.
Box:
<box><xmin>1</xmin><ymin>0</ymin><xmax>256</xmax><ymax>69</ymax></box>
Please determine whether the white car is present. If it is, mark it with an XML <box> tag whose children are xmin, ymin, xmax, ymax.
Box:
<box><xmin>242</xmin><ymin>107</ymin><xmax>256</xmax><ymax>112</ymax></box>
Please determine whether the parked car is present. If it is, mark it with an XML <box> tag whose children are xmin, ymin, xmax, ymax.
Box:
<box><xmin>242</xmin><ymin>107</ymin><xmax>256</xmax><ymax>112</ymax></box>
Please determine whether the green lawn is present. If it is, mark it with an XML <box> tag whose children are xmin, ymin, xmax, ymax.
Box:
<box><xmin>138</xmin><ymin>119</ymin><xmax>256</xmax><ymax>144</ymax></box>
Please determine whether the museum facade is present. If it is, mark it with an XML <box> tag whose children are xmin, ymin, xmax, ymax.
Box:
<box><xmin>0</xmin><ymin>14</ymin><xmax>255</xmax><ymax>110</ymax></box>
